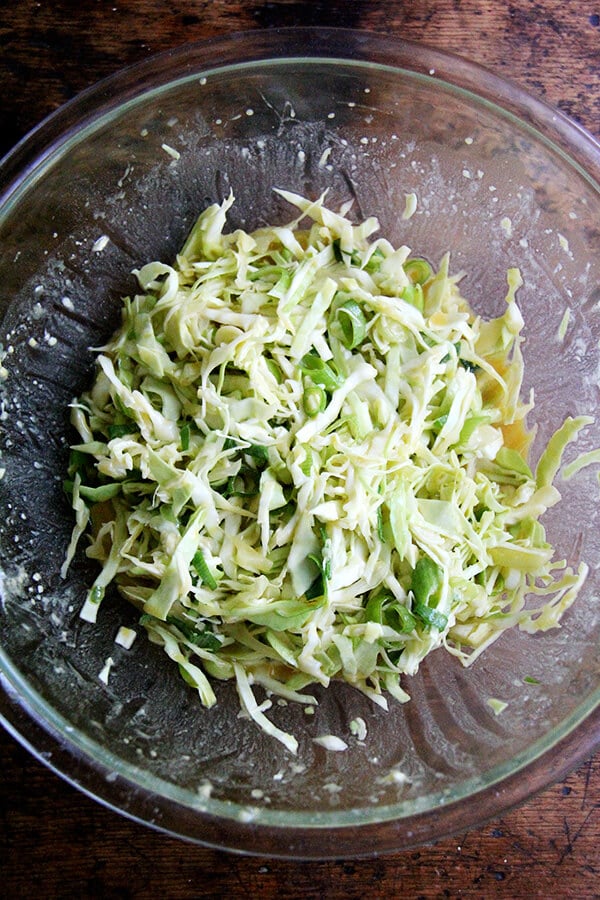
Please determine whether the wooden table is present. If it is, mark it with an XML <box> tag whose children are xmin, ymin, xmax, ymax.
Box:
<box><xmin>1</xmin><ymin>2</ymin><xmax>599</xmax><ymax>896</ymax></box>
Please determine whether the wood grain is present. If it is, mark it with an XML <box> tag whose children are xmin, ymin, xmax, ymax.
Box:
<box><xmin>1</xmin><ymin>1</ymin><xmax>599</xmax><ymax>896</ymax></box>
<box><xmin>1</xmin><ymin>0</ymin><xmax>598</xmax><ymax>160</ymax></box>
<box><xmin>1</xmin><ymin>732</ymin><xmax>599</xmax><ymax>897</ymax></box>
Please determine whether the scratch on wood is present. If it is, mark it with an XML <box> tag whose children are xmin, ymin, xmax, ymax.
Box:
<box><xmin>510</xmin><ymin>840</ymin><xmax>537</xmax><ymax>862</ymax></box>
<box><xmin>561</xmin><ymin>816</ymin><xmax>573</xmax><ymax>862</ymax></box>
<box><xmin>581</xmin><ymin>757</ymin><xmax>593</xmax><ymax>810</ymax></box>
<box><xmin>556</xmin><ymin>808</ymin><xmax>598</xmax><ymax>866</ymax></box>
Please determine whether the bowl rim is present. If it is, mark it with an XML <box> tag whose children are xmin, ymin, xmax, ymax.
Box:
<box><xmin>1</xmin><ymin>26</ymin><xmax>599</xmax><ymax>858</ymax></box>
<box><xmin>1</xmin><ymin>26</ymin><xmax>599</xmax><ymax>202</ymax></box>
<box><xmin>2</xmin><ymin>653</ymin><xmax>600</xmax><ymax>858</ymax></box>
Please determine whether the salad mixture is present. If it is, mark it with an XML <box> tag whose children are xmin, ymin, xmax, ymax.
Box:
<box><xmin>64</xmin><ymin>190</ymin><xmax>589</xmax><ymax>753</ymax></box>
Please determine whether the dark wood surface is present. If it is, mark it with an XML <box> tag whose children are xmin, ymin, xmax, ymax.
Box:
<box><xmin>1</xmin><ymin>2</ymin><xmax>599</xmax><ymax>896</ymax></box>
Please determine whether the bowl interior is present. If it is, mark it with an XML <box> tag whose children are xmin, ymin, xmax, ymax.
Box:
<box><xmin>1</xmin><ymin>36</ymin><xmax>599</xmax><ymax>852</ymax></box>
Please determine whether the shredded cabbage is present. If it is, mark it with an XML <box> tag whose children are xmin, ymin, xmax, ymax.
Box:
<box><xmin>64</xmin><ymin>190</ymin><xmax>591</xmax><ymax>752</ymax></box>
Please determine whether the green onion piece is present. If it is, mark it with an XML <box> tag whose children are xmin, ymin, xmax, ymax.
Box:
<box><xmin>306</xmin><ymin>528</ymin><xmax>331</xmax><ymax>600</ymax></box>
<box><xmin>113</xmin><ymin>395</ymin><xmax>132</xmax><ymax>419</ymax></box>
<box><xmin>411</xmin><ymin>556</ymin><xmax>443</xmax><ymax>606</ymax></box>
<box><xmin>364</xmin><ymin>247</ymin><xmax>385</xmax><ymax>273</ymax></box>
<box><xmin>89</xmin><ymin>585</ymin><xmax>104</xmax><ymax>606</ymax></box>
<box><xmin>395</xmin><ymin>605</ymin><xmax>418</xmax><ymax>632</ymax></box>
<box><xmin>376</xmin><ymin>483</ymin><xmax>386</xmax><ymax>541</ymax></box>
<box><xmin>299</xmin><ymin>353</ymin><xmax>344</xmax><ymax>391</ymax></box>
<box><xmin>303</xmin><ymin>385</ymin><xmax>327</xmax><ymax>417</ymax></box>
<box><xmin>166</xmin><ymin>615</ymin><xmax>221</xmax><ymax>651</ymax></box>
<box><xmin>179</xmin><ymin>423</ymin><xmax>190</xmax><ymax>451</ymax></box>
<box><xmin>365</xmin><ymin>591</ymin><xmax>417</xmax><ymax>633</ymax></box>
<box><xmin>330</xmin><ymin>300</ymin><xmax>367</xmax><ymax>350</ymax></box>
<box><xmin>245</xmin><ymin>444</ymin><xmax>270</xmax><ymax>465</ymax></box>
<box><xmin>401</xmin><ymin>283</ymin><xmax>424</xmax><ymax>311</ymax></box>
<box><xmin>332</xmin><ymin>238</ymin><xmax>361</xmax><ymax>267</ymax></box>
<box><xmin>108</xmin><ymin>423</ymin><xmax>134</xmax><ymax>440</ymax></box>
<box><xmin>265</xmin><ymin>358</ymin><xmax>283</xmax><ymax>383</ymax></box>
<box><xmin>410</xmin><ymin>557</ymin><xmax>446</xmax><ymax>629</ymax></box>
<box><xmin>307</xmin><ymin>552</ymin><xmax>328</xmax><ymax>582</ymax></box>
<box><xmin>404</xmin><ymin>258</ymin><xmax>433</xmax><ymax>285</ymax></box>
<box><xmin>222</xmin><ymin>472</ymin><xmax>259</xmax><ymax>498</ymax></box>
<box><xmin>364</xmin><ymin>592</ymin><xmax>386</xmax><ymax>624</ymax></box>
<box><xmin>191</xmin><ymin>549</ymin><xmax>218</xmax><ymax>590</ymax></box>
<box><xmin>433</xmin><ymin>413</ymin><xmax>449</xmax><ymax>432</ymax></box>
<box><xmin>413</xmin><ymin>602</ymin><xmax>448</xmax><ymax>630</ymax></box>
<box><xmin>305</xmin><ymin>572</ymin><xmax>325</xmax><ymax>601</ymax></box>
<box><xmin>116</xmin><ymin>356</ymin><xmax>134</xmax><ymax>388</ymax></box>
<box><xmin>332</xmin><ymin>238</ymin><xmax>344</xmax><ymax>263</ymax></box>
<box><xmin>247</xmin><ymin>264</ymin><xmax>287</xmax><ymax>282</ymax></box>
<box><xmin>67</xmin><ymin>448</ymin><xmax>88</xmax><ymax>476</ymax></box>
<box><xmin>452</xmin><ymin>339</ymin><xmax>479</xmax><ymax>371</ymax></box>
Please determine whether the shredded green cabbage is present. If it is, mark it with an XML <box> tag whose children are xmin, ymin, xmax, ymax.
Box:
<box><xmin>64</xmin><ymin>190</ymin><xmax>591</xmax><ymax>753</ymax></box>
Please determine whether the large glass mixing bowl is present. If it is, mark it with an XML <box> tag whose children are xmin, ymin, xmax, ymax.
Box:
<box><xmin>0</xmin><ymin>28</ymin><xmax>599</xmax><ymax>858</ymax></box>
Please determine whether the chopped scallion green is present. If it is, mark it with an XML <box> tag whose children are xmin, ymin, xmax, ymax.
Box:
<box><xmin>404</xmin><ymin>258</ymin><xmax>433</xmax><ymax>285</ymax></box>
<box><xmin>330</xmin><ymin>300</ymin><xmax>367</xmax><ymax>349</ymax></box>
<box><xmin>299</xmin><ymin>353</ymin><xmax>344</xmax><ymax>392</ymax></box>
<box><xmin>303</xmin><ymin>385</ymin><xmax>327</xmax><ymax>417</ymax></box>
<box><xmin>180</xmin><ymin>423</ymin><xmax>190</xmax><ymax>451</ymax></box>
<box><xmin>191</xmin><ymin>549</ymin><xmax>218</xmax><ymax>590</ymax></box>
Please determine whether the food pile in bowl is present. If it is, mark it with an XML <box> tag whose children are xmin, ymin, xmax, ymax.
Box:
<box><xmin>0</xmin><ymin>29</ymin><xmax>599</xmax><ymax>856</ymax></box>
<box><xmin>62</xmin><ymin>188</ymin><xmax>590</xmax><ymax>755</ymax></box>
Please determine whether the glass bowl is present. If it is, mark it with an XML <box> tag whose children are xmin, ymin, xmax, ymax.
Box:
<box><xmin>1</xmin><ymin>28</ymin><xmax>599</xmax><ymax>858</ymax></box>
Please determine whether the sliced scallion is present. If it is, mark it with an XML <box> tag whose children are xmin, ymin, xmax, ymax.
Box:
<box><xmin>245</xmin><ymin>443</ymin><xmax>270</xmax><ymax>465</ymax></box>
<box><xmin>330</xmin><ymin>300</ymin><xmax>367</xmax><ymax>349</ymax></box>
<box><xmin>404</xmin><ymin>258</ymin><xmax>433</xmax><ymax>285</ymax></box>
<box><xmin>401</xmin><ymin>282</ymin><xmax>424</xmax><ymax>312</ymax></box>
<box><xmin>299</xmin><ymin>353</ymin><xmax>344</xmax><ymax>391</ymax></box>
<box><xmin>303</xmin><ymin>385</ymin><xmax>327</xmax><ymax>418</ymax></box>
<box><xmin>413</xmin><ymin>602</ymin><xmax>448</xmax><ymax>631</ymax></box>
<box><xmin>180</xmin><ymin>423</ymin><xmax>190</xmax><ymax>451</ymax></box>
<box><xmin>108</xmin><ymin>423</ymin><xmax>134</xmax><ymax>440</ymax></box>
<box><xmin>166</xmin><ymin>614</ymin><xmax>221</xmax><ymax>650</ymax></box>
<box><xmin>191</xmin><ymin>549</ymin><xmax>218</xmax><ymax>590</ymax></box>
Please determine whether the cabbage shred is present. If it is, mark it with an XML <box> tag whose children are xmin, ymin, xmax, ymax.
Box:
<box><xmin>65</xmin><ymin>190</ymin><xmax>589</xmax><ymax>753</ymax></box>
